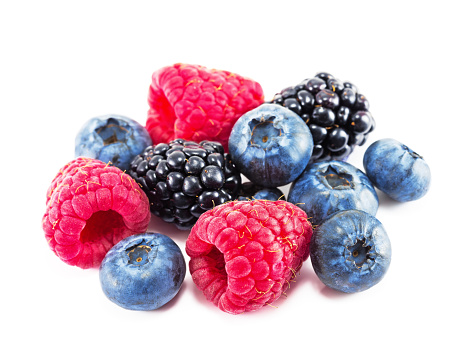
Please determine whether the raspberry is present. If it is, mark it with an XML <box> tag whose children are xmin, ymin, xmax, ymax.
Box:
<box><xmin>42</xmin><ymin>158</ymin><xmax>151</xmax><ymax>269</ymax></box>
<box><xmin>185</xmin><ymin>200</ymin><xmax>313</xmax><ymax>314</ymax></box>
<box><xmin>146</xmin><ymin>63</ymin><xmax>264</xmax><ymax>152</ymax></box>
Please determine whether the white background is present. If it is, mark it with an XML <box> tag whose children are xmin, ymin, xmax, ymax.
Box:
<box><xmin>1</xmin><ymin>1</ymin><xmax>474</xmax><ymax>361</ymax></box>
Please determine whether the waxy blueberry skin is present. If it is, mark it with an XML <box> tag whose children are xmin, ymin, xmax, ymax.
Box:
<box><xmin>288</xmin><ymin>160</ymin><xmax>378</xmax><ymax>226</ymax></box>
<box><xmin>75</xmin><ymin>114</ymin><xmax>152</xmax><ymax>171</ymax></box>
<box><xmin>237</xmin><ymin>181</ymin><xmax>285</xmax><ymax>201</ymax></box>
<box><xmin>363</xmin><ymin>138</ymin><xmax>431</xmax><ymax>202</ymax></box>
<box><xmin>310</xmin><ymin>210</ymin><xmax>391</xmax><ymax>293</ymax></box>
<box><xmin>228</xmin><ymin>104</ymin><xmax>313</xmax><ymax>187</ymax></box>
<box><xmin>99</xmin><ymin>233</ymin><xmax>186</xmax><ymax>311</ymax></box>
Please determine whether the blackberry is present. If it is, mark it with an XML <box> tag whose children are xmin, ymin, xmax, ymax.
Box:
<box><xmin>271</xmin><ymin>72</ymin><xmax>375</xmax><ymax>161</ymax></box>
<box><xmin>128</xmin><ymin>139</ymin><xmax>241</xmax><ymax>230</ymax></box>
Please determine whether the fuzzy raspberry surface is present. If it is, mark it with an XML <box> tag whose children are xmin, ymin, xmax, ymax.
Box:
<box><xmin>185</xmin><ymin>200</ymin><xmax>313</xmax><ymax>314</ymax></box>
<box><xmin>146</xmin><ymin>63</ymin><xmax>264</xmax><ymax>152</ymax></box>
<box><xmin>42</xmin><ymin>158</ymin><xmax>151</xmax><ymax>269</ymax></box>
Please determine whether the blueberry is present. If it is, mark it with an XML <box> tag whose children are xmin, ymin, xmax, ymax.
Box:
<box><xmin>75</xmin><ymin>114</ymin><xmax>152</xmax><ymax>171</ymax></box>
<box><xmin>288</xmin><ymin>160</ymin><xmax>379</xmax><ymax>226</ymax></box>
<box><xmin>228</xmin><ymin>104</ymin><xmax>313</xmax><ymax>187</ymax></box>
<box><xmin>99</xmin><ymin>233</ymin><xmax>186</xmax><ymax>310</ymax></box>
<box><xmin>363</xmin><ymin>138</ymin><xmax>431</xmax><ymax>202</ymax></box>
<box><xmin>237</xmin><ymin>181</ymin><xmax>285</xmax><ymax>201</ymax></box>
<box><xmin>253</xmin><ymin>188</ymin><xmax>284</xmax><ymax>201</ymax></box>
<box><xmin>310</xmin><ymin>210</ymin><xmax>391</xmax><ymax>293</ymax></box>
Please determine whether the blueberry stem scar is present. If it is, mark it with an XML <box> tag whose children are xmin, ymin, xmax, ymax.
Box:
<box><xmin>322</xmin><ymin>166</ymin><xmax>354</xmax><ymax>189</ymax></box>
<box><xmin>127</xmin><ymin>244</ymin><xmax>152</xmax><ymax>266</ymax></box>
<box><xmin>346</xmin><ymin>238</ymin><xmax>375</xmax><ymax>269</ymax></box>
<box><xmin>403</xmin><ymin>145</ymin><xmax>423</xmax><ymax>159</ymax></box>
<box><xmin>96</xmin><ymin>121</ymin><xmax>132</xmax><ymax>145</ymax></box>
<box><xmin>248</xmin><ymin>116</ymin><xmax>282</xmax><ymax>150</ymax></box>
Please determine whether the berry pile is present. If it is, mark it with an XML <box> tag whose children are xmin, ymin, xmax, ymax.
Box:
<box><xmin>270</xmin><ymin>72</ymin><xmax>375</xmax><ymax>161</ymax></box>
<box><xmin>128</xmin><ymin>139</ymin><xmax>241</xmax><ymax>230</ymax></box>
<box><xmin>41</xmin><ymin>62</ymin><xmax>430</xmax><ymax>313</ymax></box>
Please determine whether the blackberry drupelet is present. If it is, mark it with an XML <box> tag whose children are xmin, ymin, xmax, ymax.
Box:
<box><xmin>271</xmin><ymin>72</ymin><xmax>375</xmax><ymax>161</ymax></box>
<box><xmin>128</xmin><ymin>139</ymin><xmax>241</xmax><ymax>230</ymax></box>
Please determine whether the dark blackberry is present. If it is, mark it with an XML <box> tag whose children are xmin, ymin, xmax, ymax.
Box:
<box><xmin>270</xmin><ymin>72</ymin><xmax>375</xmax><ymax>161</ymax></box>
<box><xmin>128</xmin><ymin>139</ymin><xmax>241</xmax><ymax>230</ymax></box>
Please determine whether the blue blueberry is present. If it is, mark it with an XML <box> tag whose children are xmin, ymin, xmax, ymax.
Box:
<box><xmin>99</xmin><ymin>233</ymin><xmax>186</xmax><ymax>311</ymax></box>
<box><xmin>228</xmin><ymin>104</ymin><xmax>313</xmax><ymax>187</ymax></box>
<box><xmin>310</xmin><ymin>210</ymin><xmax>391</xmax><ymax>293</ymax></box>
<box><xmin>75</xmin><ymin>114</ymin><xmax>152</xmax><ymax>171</ymax></box>
<box><xmin>363</xmin><ymin>138</ymin><xmax>431</xmax><ymax>202</ymax></box>
<box><xmin>288</xmin><ymin>160</ymin><xmax>378</xmax><ymax>226</ymax></box>
<box><xmin>237</xmin><ymin>181</ymin><xmax>285</xmax><ymax>201</ymax></box>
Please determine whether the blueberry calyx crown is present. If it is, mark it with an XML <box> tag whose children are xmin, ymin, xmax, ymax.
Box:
<box><xmin>403</xmin><ymin>145</ymin><xmax>423</xmax><ymax>160</ymax></box>
<box><xmin>345</xmin><ymin>237</ymin><xmax>376</xmax><ymax>271</ymax></box>
<box><xmin>127</xmin><ymin>244</ymin><xmax>152</xmax><ymax>266</ymax></box>
<box><xmin>249</xmin><ymin>116</ymin><xmax>282</xmax><ymax>150</ymax></box>
<box><xmin>322</xmin><ymin>166</ymin><xmax>354</xmax><ymax>189</ymax></box>
<box><xmin>271</xmin><ymin>72</ymin><xmax>375</xmax><ymax>161</ymax></box>
<box><xmin>95</xmin><ymin>117</ymin><xmax>131</xmax><ymax>146</ymax></box>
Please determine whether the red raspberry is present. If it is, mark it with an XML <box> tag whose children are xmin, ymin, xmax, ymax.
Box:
<box><xmin>42</xmin><ymin>158</ymin><xmax>151</xmax><ymax>269</ymax></box>
<box><xmin>146</xmin><ymin>63</ymin><xmax>264</xmax><ymax>152</ymax></box>
<box><xmin>185</xmin><ymin>200</ymin><xmax>313</xmax><ymax>314</ymax></box>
